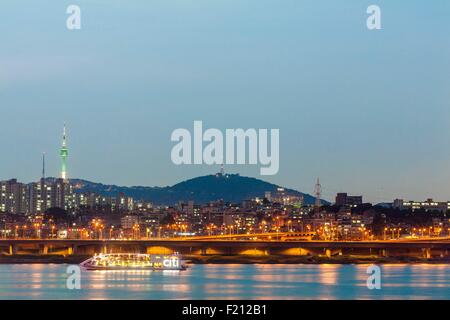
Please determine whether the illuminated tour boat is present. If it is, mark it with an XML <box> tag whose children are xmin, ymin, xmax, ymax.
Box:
<box><xmin>80</xmin><ymin>253</ymin><xmax>187</xmax><ymax>271</ymax></box>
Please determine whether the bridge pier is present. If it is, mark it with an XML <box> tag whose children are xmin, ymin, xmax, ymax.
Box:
<box><xmin>322</xmin><ymin>248</ymin><xmax>342</xmax><ymax>258</ymax></box>
<box><xmin>379</xmin><ymin>249</ymin><xmax>388</xmax><ymax>257</ymax></box>
<box><xmin>9</xmin><ymin>244</ymin><xmax>17</xmax><ymax>255</ymax></box>
<box><xmin>39</xmin><ymin>245</ymin><xmax>49</xmax><ymax>255</ymax></box>
<box><xmin>67</xmin><ymin>245</ymin><xmax>78</xmax><ymax>255</ymax></box>
<box><xmin>299</xmin><ymin>248</ymin><xmax>308</xmax><ymax>256</ymax></box>
<box><xmin>422</xmin><ymin>248</ymin><xmax>431</xmax><ymax>259</ymax></box>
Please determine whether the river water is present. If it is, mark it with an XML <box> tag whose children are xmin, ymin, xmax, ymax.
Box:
<box><xmin>0</xmin><ymin>264</ymin><xmax>448</xmax><ymax>300</ymax></box>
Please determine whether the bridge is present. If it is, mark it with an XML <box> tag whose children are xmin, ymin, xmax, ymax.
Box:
<box><xmin>181</xmin><ymin>231</ymin><xmax>315</xmax><ymax>241</ymax></box>
<box><xmin>1</xmin><ymin>237</ymin><xmax>449</xmax><ymax>259</ymax></box>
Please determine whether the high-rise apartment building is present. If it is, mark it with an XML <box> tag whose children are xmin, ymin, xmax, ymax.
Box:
<box><xmin>0</xmin><ymin>179</ymin><xmax>27</xmax><ymax>214</ymax></box>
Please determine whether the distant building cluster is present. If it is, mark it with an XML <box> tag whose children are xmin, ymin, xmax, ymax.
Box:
<box><xmin>335</xmin><ymin>193</ymin><xmax>363</xmax><ymax>207</ymax></box>
<box><xmin>393</xmin><ymin>198</ymin><xmax>450</xmax><ymax>213</ymax></box>
<box><xmin>0</xmin><ymin>178</ymin><xmax>73</xmax><ymax>214</ymax></box>
<box><xmin>0</xmin><ymin>178</ymin><xmax>151</xmax><ymax>216</ymax></box>
<box><xmin>1</xmin><ymin>125</ymin><xmax>449</xmax><ymax>240</ymax></box>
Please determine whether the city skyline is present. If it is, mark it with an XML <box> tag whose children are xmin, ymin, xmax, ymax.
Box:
<box><xmin>2</xmin><ymin>122</ymin><xmax>450</xmax><ymax>204</ymax></box>
<box><xmin>2</xmin><ymin>1</ymin><xmax>450</xmax><ymax>203</ymax></box>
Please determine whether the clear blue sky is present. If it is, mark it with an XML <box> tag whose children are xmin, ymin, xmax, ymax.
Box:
<box><xmin>1</xmin><ymin>1</ymin><xmax>450</xmax><ymax>203</ymax></box>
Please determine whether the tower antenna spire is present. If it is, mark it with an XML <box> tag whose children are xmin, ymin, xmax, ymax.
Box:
<box><xmin>63</xmin><ymin>123</ymin><xmax>67</xmax><ymax>147</ymax></box>
<box><xmin>314</xmin><ymin>177</ymin><xmax>322</xmax><ymax>216</ymax></box>
<box><xmin>42</xmin><ymin>152</ymin><xmax>46</xmax><ymax>180</ymax></box>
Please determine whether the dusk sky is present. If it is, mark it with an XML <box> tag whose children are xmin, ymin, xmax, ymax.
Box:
<box><xmin>1</xmin><ymin>0</ymin><xmax>450</xmax><ymax>203</ymax></box>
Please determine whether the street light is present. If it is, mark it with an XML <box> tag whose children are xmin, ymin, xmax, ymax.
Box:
<box><xmin>23</xmin><ymin>225</ymin><xmax>27</xmax><ymax>239</ymax></box>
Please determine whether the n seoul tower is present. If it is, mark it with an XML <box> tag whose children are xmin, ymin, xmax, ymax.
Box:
<box><xmin>60</xmin><ymin>124</ymin><xmax>69</xmax><ymax>181</ymax></box>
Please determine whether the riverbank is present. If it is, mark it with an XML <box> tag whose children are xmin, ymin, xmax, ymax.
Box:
<box><xmin>1</xmin><ymin>254</ymin><xmax>449</xmax><ymax>264</ymax></box>
<box><xmin>0</xmin><ymin>254</ymin><xmax>90</xmax><ymax>264</ymax></box>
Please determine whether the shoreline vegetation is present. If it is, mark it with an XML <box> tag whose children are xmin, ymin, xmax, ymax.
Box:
<box><xmin>0</xmin><ymin>254</ymin><xmax>449</xmax><ymax>265</ymax></box>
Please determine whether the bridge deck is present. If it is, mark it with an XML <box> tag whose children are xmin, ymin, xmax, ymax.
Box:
<box><xmin>0</xmin><ymin>239</ymin><xmax>449</xmax><ymax>249</ymax></box>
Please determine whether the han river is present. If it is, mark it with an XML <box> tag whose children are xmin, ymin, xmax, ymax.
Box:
<box><xmin>0</xmin><ymin>264</ymin><xmax>448</xmax><ymax>300</ymax></box>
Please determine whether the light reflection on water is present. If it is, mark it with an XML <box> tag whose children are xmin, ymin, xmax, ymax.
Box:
<box><xmin>0</xmin><ymin>264</ymin><xmax>448</xmax><ymax>300</ymax></box>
